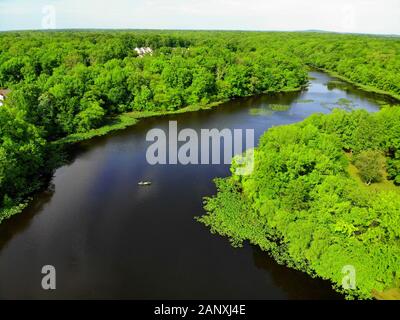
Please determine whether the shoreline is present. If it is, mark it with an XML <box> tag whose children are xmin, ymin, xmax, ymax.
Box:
<box><xmin>0</xmin><ymin>88</ymin><xmax>303</xmax><ymax>224</ymax></box>
<box><xmin>310</xmin><ymin>66</ymin><xmax>400</xmax><ymax>102</ymax></box>
<box><xmin>54</xmin><ymin>100</ymin><xmax>227</xmax><ymax>145</ymax></box>
<box><xmin>55</xmin><ymin>86</ymin><xmax>306</xmax><ymax>146</ymax></box>
<box><xmin>54</xmin><ymin>65</ymin><xmax>400</xmax><ymax>148</ymax></box>
<box><xmin>1</xmin><ymin>69</ymin><xmax>398</xmax><ymax>223</ymax></box>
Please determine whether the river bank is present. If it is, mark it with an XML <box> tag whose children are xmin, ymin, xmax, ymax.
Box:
<box><xmin>0</xmin><ymin>67</ymin><xmax>397</xmax><ymax>228</ymax></box>
<box><xmin>55</xmin><ymin>85</ymin><xmax>307</xmax><ymax>146</ymax></box>
<box><xmin>0</xmin><ymin>70</ymin><xmax>394</xmax><ymax>299</ymax></box>
<box><xmin>311</xmin><ymin>66</ymin><xmax>400</xmax><ymax>102</ymax></box>
<box><xmin>56</xmin><ymin>67</ymin><xmax>400</xmax><ymax>148</ymax></box>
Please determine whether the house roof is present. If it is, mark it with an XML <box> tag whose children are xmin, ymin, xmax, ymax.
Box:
<box><xmin>0</xmin><ymin>89</ymin><xmax>10</xmax><ymax>96</ymax></box>
<box><xmin>134</xmin><ymin>47</ymin><xmax>153</xmax><ymax>57</ymax></box>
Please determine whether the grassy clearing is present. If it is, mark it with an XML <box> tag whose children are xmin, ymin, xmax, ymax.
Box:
<box><xmin>346</xmin><ymin>153</ymin><xmax>400</xmax><ymax>194</ymax></box>
<box><xmin>372</xmin><ymin>288</ymin><xmax>400</xmax><ymax>300</ymax></box>
<box><xmin>345</xmin><ymin>153</ymin><xmax>400</xmax><ymax>299</ymax></box>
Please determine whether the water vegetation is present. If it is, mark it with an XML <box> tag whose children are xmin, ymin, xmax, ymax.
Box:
<box><xmin>199</xmin><ymin>107</ymin><xmax>400</xmax><ymax>299</ymax></box>
<box><xmin>327</xmin><ymin>80</ymin><xmax>350</xmax><ymax>92</ymax></box>
<box><xmin>1</xmin><ymin>30</ymin><xmax>311</xmax><ymax>221</ymax></box>
<box><xmin>249</xmin><ymin>104</ymin><xmax>292</xmax><ymax>116</ymax></box>
<box><xmin>248</xmin><ymin>108</ymin><xmax>274</xmax><ymax>116</ymax></box>
<box><xmin>337</xmin><ymin>98</ymin><xmax>353</xmax><ymax>106</ymax></box>
<box><xmin>269</xmin><ymin>104</ymin><xmax>291</xmax><ymax>111</ymax></box>
<box><xmin>0</xmin><ymin>31</ymin><xmax>400</xmax><ymax>300</ymax></box>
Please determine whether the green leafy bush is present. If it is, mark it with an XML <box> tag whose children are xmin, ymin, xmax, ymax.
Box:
<box><xmin>354</xmin><ymin>150</ymin><xmax>386</xmax><ymax>184</ymax></box>
<box><xmin>200</xmin><ymin>108</ymin><xmax>400</xmax><ymax>299</ymax></box>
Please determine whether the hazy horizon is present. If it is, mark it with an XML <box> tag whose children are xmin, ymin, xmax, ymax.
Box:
<box><xmin>1</xmin><ymin>0</ymin><xmax>399</xmax><ymax>35</ymax></box>
<box><xmin>0</xmin><ymin>28</ymin><xmax>399</xmax><ymax>37</ymax></box>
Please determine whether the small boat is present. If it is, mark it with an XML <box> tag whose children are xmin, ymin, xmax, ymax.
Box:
<box><xmin>138</xmin><ymin>181</ymin><xmax>152</xmax><ymax>186</ymax></box>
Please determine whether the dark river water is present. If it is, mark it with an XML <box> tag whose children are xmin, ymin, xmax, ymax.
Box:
<box><xmin>0</xmin><ymin>71</ymin><xmax>395</xmax><ymax>299</ymax></box>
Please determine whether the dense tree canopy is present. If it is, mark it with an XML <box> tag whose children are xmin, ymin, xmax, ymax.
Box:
<box><xmin>0</xmin><ymin>31</ymin><xmax>399</xmax><ymax>299</ymax></box>
<box><xmin>0</xmin><ymin>31</ymin><xmax>311</xmax><ymax>140</ymax></box>
<box><xmin>199</xmin><ymin>107</ymin><xmax>400</xmax><ymax>299</ymax></box>
<box><xmin>0</xmin><ymin>30</ymin><xmax>311</xmax><ymax>219</ymax></box>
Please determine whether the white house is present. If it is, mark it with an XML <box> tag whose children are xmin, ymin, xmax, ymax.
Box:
<box><xmin>0</xmin><ymin>89</ymin><xmax>10</xmax><ymax>106</ymax></box>
<box><xmin>134</xmin><ymin>47</ymin><xmax>153</xmax><ymax>58</ymax></box>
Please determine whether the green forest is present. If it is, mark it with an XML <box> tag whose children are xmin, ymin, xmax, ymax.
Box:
<box><xmin>199</xmin><ymin>107</ymin><xmax>400</xmax><ymax>299</ymax></box>
<box><xmin>0</xmin><ymin>31</ymin><xmax>399</xmax><ymax>298</ymax></box>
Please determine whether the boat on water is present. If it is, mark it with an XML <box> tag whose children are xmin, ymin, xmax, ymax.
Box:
<box><xmin>138</xmin><ymin>181</ymin><xmax>152</xmax><ymax>186</ymax></box>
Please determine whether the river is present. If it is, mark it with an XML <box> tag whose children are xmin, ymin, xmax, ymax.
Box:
<box><xmin>0</xmin><ymin>71</ymin><xmax>395</xmax><ymax>299</ymax></box>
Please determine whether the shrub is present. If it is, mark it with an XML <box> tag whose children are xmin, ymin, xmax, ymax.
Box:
<box><xmin>354</xmin><ymin>150</ymin><xmax>386</xmax><ymax>185</ymax></box>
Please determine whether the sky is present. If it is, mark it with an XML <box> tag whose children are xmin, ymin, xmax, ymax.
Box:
<box><xmin>0</xmin><ymin>0</ymin><xmax>399</xmax><ymax>34</ymax></box>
